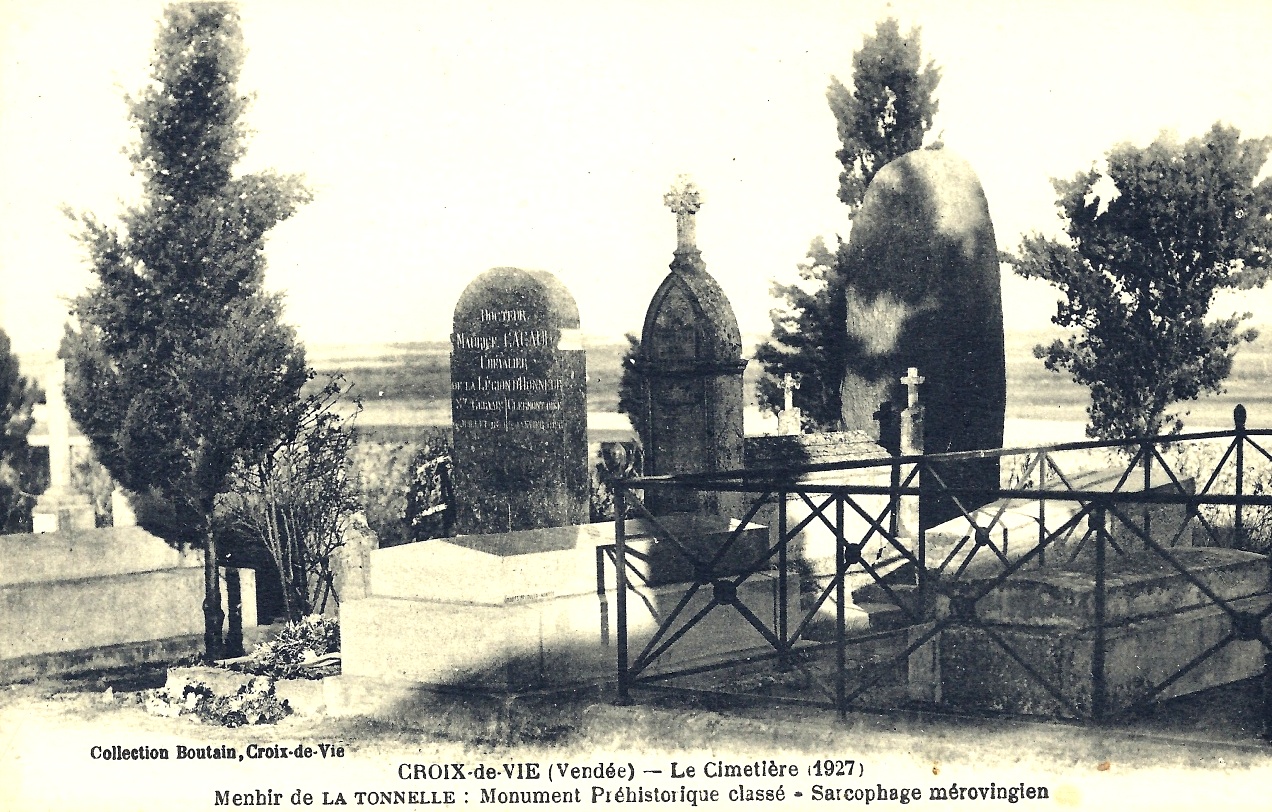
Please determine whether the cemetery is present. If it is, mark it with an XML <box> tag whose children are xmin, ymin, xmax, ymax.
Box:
<box><xmin>0</xmin><ymin>24</ymin><xmax>1270</xmax><ymax>812</ymax></box>
<box><xmin>4</xmin><ymin>162</ymin><xmax>1268</xmax><ymax>752</ymax></box>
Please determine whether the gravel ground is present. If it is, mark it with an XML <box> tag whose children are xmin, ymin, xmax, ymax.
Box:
<box><xmin>1</xmin><ymin>666</ymin><xmax>1271</xmax><ymax>811</ymax></box>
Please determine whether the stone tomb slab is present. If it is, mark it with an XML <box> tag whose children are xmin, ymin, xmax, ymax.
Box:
<box><xmin>939</xmin><ymin>548</ymin><xmax>1271</xmax><ymax>718</ymax></box>
<box><xmin>368</xmin><ymin>513</ymin><xmax>771</xmax><ymax>602</ymax></box>
<box><xmin>342</xmin><ymin>515</ymin><xmax>790</xmax><ymax>690</ymax></box>
<box><xmin>969</xmin><ymin>547</ymin><xmax>1268</xmax><ymax>628</ymax></box>
<box><xmin>342</xmin><ymin>577</ymin><xmax>792</xmax><ymax>690</ymax></box>
<box><xmin>924</xmin><ymin>467</ymin><xmax>1198</xmax><ymax>578</ymax></box>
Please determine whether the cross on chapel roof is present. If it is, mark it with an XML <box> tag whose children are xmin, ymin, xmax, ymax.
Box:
<box><xmin>664</xmin><ymin>176</ymin><xmax>703</xmax><ymax>254</ymax></box>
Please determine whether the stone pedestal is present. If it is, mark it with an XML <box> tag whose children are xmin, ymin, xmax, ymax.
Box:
<box><xmin>32</xmin><ymin>489</ymin><xmax>96</xmax><ymax>533</ymax></box>
<box><xmin>111</xmin><ymin>488</ymin><xmax>136</xmax><ymax>527</ymax></box>
<box><xmin>331</xmin><ymin>518</ymin><xmax>376</xmax><ymax>606</ymax></box>
<box><xmin>29</xmin><ymin>361</ymin><xmax>96</xmax><ymax>533</ymax></box>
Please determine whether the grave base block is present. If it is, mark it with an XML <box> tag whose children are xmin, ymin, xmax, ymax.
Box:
<box><xmin>941</xmin><ymin>593</ymin><xmax>1272</xmax><ymax>719</ymax></box>
<box><xmin>341</xmin><ymin>573</ymin><xmax>798</xmax><ymax>692</ymax></box>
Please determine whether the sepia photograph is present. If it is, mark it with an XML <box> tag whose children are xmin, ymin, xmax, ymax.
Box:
<box><xmin>1</xmin><ymin>0</ymin><xmax>1271</xmax><ymax>809</ymax></box>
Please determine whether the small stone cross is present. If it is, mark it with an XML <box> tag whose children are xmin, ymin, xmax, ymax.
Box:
<box><xmin>900</xmin><ymin>367</ymin><xmax>924</xmax><ymax>410</ymax></box>
<box><xmin>663</xmin><ymin>176</ymin><xmax>703</xmax><ymax>253</ymax></box>
<box><xmin>781</xmin><ymin>373</ymin><xmax>800</xmax><ymax>413</ymax></box>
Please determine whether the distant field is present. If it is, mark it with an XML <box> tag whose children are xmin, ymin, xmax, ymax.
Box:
<box><xmin>310</xmin><ymin>329</ymin><xmax>1272</xmax><ymax>444</ymax></box>
<box><xmin>1006</xmin><ymin>330</ymin><xmax>1272</xmax><ymax>430</ymax></box>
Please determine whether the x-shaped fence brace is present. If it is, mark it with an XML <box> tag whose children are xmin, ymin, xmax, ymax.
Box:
<box><xmin>604</xmin><ymin>418</ymin><xmax>1272</xmax><ymax>737</ymax></box>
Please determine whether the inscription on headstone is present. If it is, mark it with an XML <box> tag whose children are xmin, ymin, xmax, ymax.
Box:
<box><xmin>450</xmin><ymin>267</ymin><xmax>588</xmax><ymax>534</ymax></box>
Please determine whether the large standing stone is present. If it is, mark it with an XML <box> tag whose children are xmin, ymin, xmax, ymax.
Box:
<box><xmin>840</xmin><ymin>148</ymin><xmax>1006</xmax><ymax>526</ymax></box>
<box><xmin>450</xmin><ymin>268</ymin><xmax>588</xmax><ymax>534</ymax></box>
<box><xmin>634</xmin><ymin>179</ymin><xmax>747</xmax><ymax>517</ymax></box>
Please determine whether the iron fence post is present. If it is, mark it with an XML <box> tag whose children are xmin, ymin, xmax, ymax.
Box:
<box><xmin>614</xmin><ymin>486</ymin><xmax>630</xmax><ymax>705</ymax></box>
<box><xmin>1143</xmin><ymin>440</ymin><xmax>1153</xmax><ymax>549</ymax></box>
<box><xmin>1038</xmin><ymin>454</ymin><xmax>1047</xmax><ymax>568</ymax></box>
<box><xmin>889</xmin><ymin>448</ymin><xmax>901</xmax><ymax>547</ymax></box>
<box><xmin>778</xmin><ymin>491</ymin><xmax>790</xmax><ymax>669</ymax></box>
<box><xmin>836</xmin><ymin>491</ymin><xmax>847</xmax><ymax>719</ymax></box>
<box><xmin>1092</xmin><ymin>503</ymin><xmax>1108</xmax><ymax>721</ymax></box>
<box><xmin>596</xmin><ymin>547</ymin><xmax>609</xmax><ymax>646</ymax></box>
<box><xmin>917</xmin><ymin>459</ymin><xmax>928</xmax><ymax>610</ymax></box>
<box><xmin>1243</xmin><ymin>405</ymin><xmax>1272</xmax><ymax>742</ymax></box>
<box><xmin>1235</xmin><ymin>405</ymin><xmax>1246</xmax><ymax>544</ymax></box>
<box><xmin>1265</xmin><ymin>634</ymin><xmax>1272</xmax><ymax>742</ymax></box>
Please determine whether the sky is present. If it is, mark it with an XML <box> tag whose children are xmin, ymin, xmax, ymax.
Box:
<box><xmin>2</xmin><ymin>0</ymin><xmax>1271</xmax><ymax>359</ymax></box>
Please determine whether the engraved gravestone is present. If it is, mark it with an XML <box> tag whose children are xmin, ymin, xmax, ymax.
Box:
<box><xmin>450</xmin><ymin>268</ymin><xmax>588</xmax><ymax>534</ymax></box>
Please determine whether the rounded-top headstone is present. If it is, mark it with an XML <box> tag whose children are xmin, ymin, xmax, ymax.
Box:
<box><xmin>450</xmin><ymin>267</ymin><xmax>588</xmax><ymax>534</ymax></box>
<box><xmin>840</xmin><ymin>148</ymin><xmax>1006</xmax><ymax>524</ymax></box>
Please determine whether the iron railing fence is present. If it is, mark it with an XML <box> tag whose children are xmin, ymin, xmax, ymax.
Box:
<box><xmin>606</xmin><ymin>407</ymin><xmax>1272</xmax><ymax>740</ymax></box>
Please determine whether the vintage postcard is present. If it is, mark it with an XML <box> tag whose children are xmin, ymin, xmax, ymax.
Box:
<box><xmin>2</xmin><ymin>1</ymin><xmax>1271</xmax><ymax>810</ymax></box>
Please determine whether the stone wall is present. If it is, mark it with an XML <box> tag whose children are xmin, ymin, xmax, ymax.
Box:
<box><xmin>0</xmin><ymin>527</ymin><xmax>255</xmax><ymax>681</ymax></box>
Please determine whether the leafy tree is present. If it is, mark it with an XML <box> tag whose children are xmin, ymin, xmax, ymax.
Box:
<box><xmin>1012</xmin><ymin>123</ymin><xmax>1272</xmax><ymax>440</ymax></box>
<box><xmin>826</xmin><ymin>18</ymin><xmax>941</xmax><ymax>215</ymax></box>
<box><xmin>757</xmin><ymin>18</ymin><xmax>941</xmax><ymax>425</ymax></box>
<box><xmin>63</xmin><ymin>2</ymin><xmax>310</xmax><ymax>659</ymax></box>
<box><xmin>350</xmin><ymin>432</ymin><xmax>454</xmax><ymax>548</ymax></box>
<box><xmin>221</xmin><ymin>376</ymin><xmax>362</xmax><ymax>622</ymax></box>
<box><xmin>753</xmin><ymin>238</ymin><xmax>841</xmax><ymax>427</ymax></box>
<box><xmin>616</xmin><ymin>332</ymin><xmax>647</xmax><ymax>443</ymax></box>
<box><xmin>0</xmin><ymin>329</ymin><xmax>43</xmax><ymax>533</ymax></box>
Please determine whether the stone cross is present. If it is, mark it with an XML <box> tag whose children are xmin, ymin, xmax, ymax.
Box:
<box><xmin>775</xmin><ymin>372</ymin><xmax>803</xmax><ymax>435</ymax></box>
<box><xmin>30</xmin><ymin>360</ymin><xmax>97</xmax><ymax>532</ymax></box>
<box><xmin>901</xmin><ymin>367</ymin><xmax>925</xmax><ymax>410</ymax></box>
<box><xmin>781</xmin><ymin>373</ymin><xmax>800</xmax><ymax>413</ymax></box>
<box><xmin>899</xmin><ymin>367</ymin><xmax>925</xmax><ymax>458</ymax></box>
<box><xmin>38</xmin><ymin>362</ymin><xmax>73</xmax><ymax>494</ymax></box>
<box><xmin>663</xmin><ymin>176</ymin><xmax>703</xmax><ymax>253</ymax></box>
